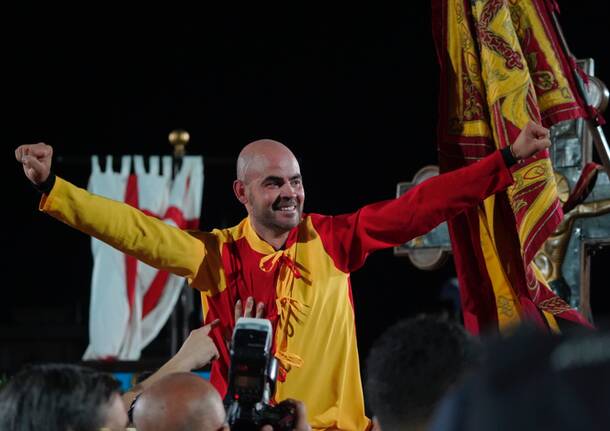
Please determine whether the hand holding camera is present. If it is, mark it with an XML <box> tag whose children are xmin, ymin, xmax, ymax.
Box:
<box><xmin>260</xmin><ymin>400</ymin><xmax>311</xmax><ymax>431</ymax></box>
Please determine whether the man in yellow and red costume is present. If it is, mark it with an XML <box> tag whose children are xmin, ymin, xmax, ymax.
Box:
<box><xmin>16</xmin><ymin>126</ymin><xmax>548</xmax><ymax>430</ymax></box>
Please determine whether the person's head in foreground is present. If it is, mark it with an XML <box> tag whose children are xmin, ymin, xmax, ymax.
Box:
<box><xmin>133</xmin><ymin>372</ymin><xmax>228</xmax><ymax>431</ymax></box>
<box><xmin>0</xmin><ymin>363</ymin><xmax>127</xmax><ymax>431</ymax></box>
<box><xmin>365</xmin><ymin>315</ymin><xmax>480</xmax><ymax>431</ymax></box>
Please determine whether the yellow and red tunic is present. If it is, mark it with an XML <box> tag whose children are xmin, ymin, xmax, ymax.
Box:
<box><xmin>40</xmin><ymin>150</ymin><xmax>512</xmax><ymax>430</ymax></box>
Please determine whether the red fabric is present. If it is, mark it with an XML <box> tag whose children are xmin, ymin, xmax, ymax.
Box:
<box><xmin>142</xmin><ymin>271</ymin><xmax>171</xmax><ymax>318</ymax></box>
<box><xmin>206</xmin><ymin>236</ymin><xmax>285</xmax><ymax>397</ymax></box>
<box><xmin>448</xmin><ymin>210</ymin><xmax>498</xmax><ymax>334</ymax></box>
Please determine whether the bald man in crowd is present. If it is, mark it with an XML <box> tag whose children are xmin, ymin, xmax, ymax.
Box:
<box><xmin>16</xmin><ymin>120</ymin><xmax>551</xmax><ymax>430</ymax></box>
<box><xmin>133</xmin><ymin>372</ymin><xmax>311</xmax><ymax>431</ymax></box>
<box><xmin>132</xmin><ymin>373</ymin><xmax>227</xmax><ymax>431</ymax></box>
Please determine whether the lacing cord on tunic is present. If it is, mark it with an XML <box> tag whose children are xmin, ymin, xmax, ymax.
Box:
<box><xmin>259</xmin><ymin>250</ymin><xmax>306</xmax><ymax>380</ymax></box>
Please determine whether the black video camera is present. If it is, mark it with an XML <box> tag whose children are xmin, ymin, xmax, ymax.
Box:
<box><xmin>225</xmin><ymin>317</ymin><xmax>296</xmax><ymax>431</ymax></box>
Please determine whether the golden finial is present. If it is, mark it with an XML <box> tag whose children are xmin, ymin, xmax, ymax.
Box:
<box><xmin>168</xmin><ymin>129</ymin><xmax>190</xmax><ymax>157</ymax></box>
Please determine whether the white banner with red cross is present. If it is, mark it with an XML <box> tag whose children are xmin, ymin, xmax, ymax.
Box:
<box><xmin>83</xmin><ymin>155</ymin><xmax>203</xmax><ymax>360</ymax></box>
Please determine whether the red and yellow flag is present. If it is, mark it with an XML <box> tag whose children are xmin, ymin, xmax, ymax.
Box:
<box><xmin>431</xmin><ymin>0</ymin><xmax>592</xmax><ymax>333</ymax></box>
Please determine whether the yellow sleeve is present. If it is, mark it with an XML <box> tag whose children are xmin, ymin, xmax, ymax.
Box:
<box><xmin>40</xmin><ymin>176</ymin><xmax>206</xmax><ymax>282</ymax></box>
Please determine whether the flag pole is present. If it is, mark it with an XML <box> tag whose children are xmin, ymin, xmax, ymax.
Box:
<box><xmin>167</xmin><ymin>128</ymin><xmax>195</xmax><ymax>355</ymax></box>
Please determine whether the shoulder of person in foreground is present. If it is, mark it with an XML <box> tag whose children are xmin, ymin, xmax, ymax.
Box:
<box><xmin>428</xmin><ymin>324</ymin><xmax>610</xmax><ymax>431</ymax></box>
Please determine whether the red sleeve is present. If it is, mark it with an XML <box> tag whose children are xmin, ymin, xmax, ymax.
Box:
<box><xmin>311</xmin><ymin>150</ymin><xmax>513</xmax><ymax>272</ymax></box>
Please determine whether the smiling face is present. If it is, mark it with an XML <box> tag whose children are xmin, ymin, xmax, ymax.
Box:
<box><xmin>233</xmin><ymin>139</ymin><xmax>305</xmax><ymax>246</ymax></box>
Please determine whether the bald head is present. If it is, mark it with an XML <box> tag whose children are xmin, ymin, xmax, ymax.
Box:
<box><xmin>236</xmin><ymin>139</ymin><xmax>298</xmax><ymax>183</ymax></box>
<box><xmin>133</xmin><ymin>372</ymin><xmax>226</xmax><ymax>431</ymax></box>
<box><xmin>233</xmin><ymin>138</ymin><xmax>305</xmax><ymax>247</ymax></box>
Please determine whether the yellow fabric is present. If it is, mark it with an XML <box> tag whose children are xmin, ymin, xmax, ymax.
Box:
<box><xmin>446</xmin><ymin>0</ymin><xmax>491</xmax><ymax>138</ymax></box>
<box><xmin>41</xmin><ymin>178</ymin><xmax>370</xmax><ymax>431</ymax></box>
<box><xmin>542</xmin><ymin>310</ymin><xmax>560</xmax><ymax>333</ymax></box>
<box><xmin>466</xmin><ymin>0</ymin><xmax>565</xmax><ymax>257</ymax></box>
<box><xmin>240</xmin><ymin>217</ymin><xmax>369</xmax><ymax>431</ymax></box>
<box><xmin>508</xmin><ymin>158</ymin><xmax>559</xmax><ymax>256</ymax></box>
<box><xmin>478</xmin><ymin>197</ymin><xmax>522</xmax><ymax>331</ymax></box>
<box><xmin>190</xmin><ymin>228</ymin><xmax>237</xmax><ymax>296</ymax></box>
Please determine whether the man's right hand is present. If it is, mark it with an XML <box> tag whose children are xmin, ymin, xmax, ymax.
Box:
<box><xmin>510</xmin><ymin>121</ymin><xmax>551</xmax><ymax>160</ymax></box>
<box><xmin>15</xmin><ymin>143</ymin><xmax>53</xmax><ymax>185</ymax></box>
<box><xmin>224</xmin><ymin>296</ymin><xmax>266</xmax><ymax>349</ymax></box>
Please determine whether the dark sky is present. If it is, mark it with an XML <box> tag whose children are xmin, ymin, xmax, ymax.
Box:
<box><xmin>6</xmin><ymin>3</ymin><xmax>610</xmax><ymax>369</ymax></box>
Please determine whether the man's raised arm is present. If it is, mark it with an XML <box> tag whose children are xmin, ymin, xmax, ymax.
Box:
<box><xmin>15</xmin><ymin>142</ymin><xmax>207</xmax><ymax>282</ymax></box>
